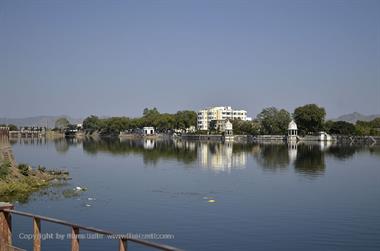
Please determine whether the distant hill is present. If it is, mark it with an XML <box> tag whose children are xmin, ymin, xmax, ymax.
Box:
<box><xmin>0</xmin><ymin>116</ymin><xmax>83</xmax><ymax>128</ymax></box>
<box><xmin>332</xmin><ymin>112</ymin><xmax>380</xmax><ymax>124</ymax></box>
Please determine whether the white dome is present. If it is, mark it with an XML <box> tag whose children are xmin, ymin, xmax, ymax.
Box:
<box><xmin>288</xmin><ymin>120</ymin><xmax>298</xmax><ymax>130</ymax></box>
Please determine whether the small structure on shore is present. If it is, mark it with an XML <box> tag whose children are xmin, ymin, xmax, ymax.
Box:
<box><xmin>223</xmin><ymin>120</ymin><xmax>234</xmax><ymax>141</ymax></box>
<box><xmin>223</xmin><ymin>120</ymin><xmax>233</xmax><ymax>136</ymax></box>
<box><xmin>287</xmin><ymin>120</ymin><xmax>298</xmax><ymax>142</ymax></box>
<box><xmin>143</xmin><ymin>127</ymin><xmax>155</xmax><ymax>135</ymax></box>
<box><xmin>214</xmin><ymin>120</ymin><xmax>233</xmax><ymax>141</ymax></box>
<box><xmin>319</xmin><ymin>131</ymin><xmax>333</xmax><ymax>141</ymax></box>
<box><xmin>214</xmin><ymin>120</ymin><xmax>233</xmax><ymax>134</ymax></box>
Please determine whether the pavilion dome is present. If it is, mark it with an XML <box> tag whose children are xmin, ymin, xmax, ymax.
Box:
<box><xmin>288</xmin><ymin>120</ymin><xmax>298</xmax><ymax>130</ymax></box>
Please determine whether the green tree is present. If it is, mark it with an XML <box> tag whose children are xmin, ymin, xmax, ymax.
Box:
<box><xmin>257</xmin><ymin>107</ymin><xmax>291</xmax><ymax>135</ymax></box>
<box><xmin>232</xmin><ymin>120</ymin><xmax>260</xmax><ymax>135</ymax></box>
<box><xmin>55</xmin><ymin>117</ymin><xmax>70</xmax><ymax>130</ymax></box>
<box><xmin>143</xmin><ymin>107</ymin><xmax>159</xmax><ymax>117</ymax></box>
<box><xmin>7</xmin><ymin>124</ymin><xmax>18</xmax><ymax>131</ymax></box>
<box><xmin>174</xmin><ymin>111</ymin><xmax>197</xmax><ymax>129</ymax></box>
<box><xmin>82</xmin><ymin>109</ymin><xmax>199</xmax><ymax>135</ymax></box>
<box><xmin>83</xmin><ymin>115</ymin><xmax>102</xmax><ymax>131</ymax></box>
<box><xmin>327</xmin><ymin>121</ymin><xmax>356</xmax><ymax>135</ymax></box>
<box><xmin>355</xmin><ymin>118</ymin><xmax>380</xmax><ymax>136</ymax></box>
<box><xmin>293</xmin><ymin>104</ymin><xmax>326</xmax><ymax>135</ymax></box>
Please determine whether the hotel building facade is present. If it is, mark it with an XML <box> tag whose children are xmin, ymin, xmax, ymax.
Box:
<box><xmin>197</xmin><ymin>106</ymin><xmax>252</xmax><ymax>130</ymax></box>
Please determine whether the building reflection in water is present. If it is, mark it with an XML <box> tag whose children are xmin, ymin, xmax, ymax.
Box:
<box><xmin>288</xmin><ymin>142</ymin><xmax>298</xmax><ymax>163</ymax></box>
<box><xmin>291</xmin><ymin>141</ymin><xmax>334</xmax><ymax>178</ymax></box>
<box><xmin>30</xmin><ymin>136</ymin><xmax>363</xmax><ymax>177</ymax></box>
<box><xmin>172</xmin><ymin>140</ymin><xmax>196</xmax><ymax>152</ymax></box>
<box><xmin>293</xmin><ymin>143</ymin><xmax>326</xmax><ymax>177</ymax></box>
<box><xmin>253</xmin><ymin>141</ymin><xmax>333</xmax><ymax>177</ymax></box>
<box><xmin>144</xmin><ymin>139</ymin><xmax>155</xmax><ymax>149</ymax></box>
<box><xmin>197</xmin><ymin>142</ymin><xmax>247</xmax><ymax>173</ymax></box>
<box><xmin>252</xmin><ymin>143</ymin><xmax>290</xmax><ymax>171</ymax></box>
<box><xmin>10</xmin><ymin>137</ymin><xmax>48</xmax><ymax>145</ymax></box>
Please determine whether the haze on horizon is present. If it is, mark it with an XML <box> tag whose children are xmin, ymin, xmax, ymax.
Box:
<box><xmin>1</xmin><ymin>0</ymin><xmax>379</xmax><ymax>119</ymax></box>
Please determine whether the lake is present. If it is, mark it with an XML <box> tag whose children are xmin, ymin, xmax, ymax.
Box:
<box><xmin>7</xmin><ymin>138</ymin><xmax>380</xmax><ymax>251</ymax></box>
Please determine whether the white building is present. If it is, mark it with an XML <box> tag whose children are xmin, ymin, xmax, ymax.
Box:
<box><xmin>214</xmin><ymin>120</ymin><xmax>233</xmax><ymax>134</ymax></box>
<box><xmin>287</xmin><ymin>120</ymin><xmax>298</xmax><ymax>142</ymax></box>
<box><xmin>197</xmin><ymin>106</ymin><xmax>252</xmax><ymax>130</ymax></box>
<box><xmin>143</xmin><ymin>127</ymin><xmax>155</xmax><ymax>135</ymax></box>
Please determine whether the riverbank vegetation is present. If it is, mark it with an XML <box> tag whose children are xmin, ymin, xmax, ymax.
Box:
<box><xmin>255</xmin><ymin>104</ymin><xmax>379</xmax><ymax>136</ymax></box>
<box><xmin>83</xmin><ymin>108</ymin><xmax>196</xmax><ymax>136</ymax></box>
<box><xmin>0</xmin><ymin>161</ymin><xmax>69</xmax><ymax>202</ymax></box>
<box><xmin>80</xmin><ymin>105</ymin><xmax>379</xmax><ymax>137</ymax></box>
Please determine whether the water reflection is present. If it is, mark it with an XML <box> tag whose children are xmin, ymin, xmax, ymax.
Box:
<box><xmin>294</xmin><ymin>144</ymin><xmax>325</xmax><ymax>177</ymax></box>
<box><xmin>16</xmin><ymin>137</ymin><xmax>379</xmax><ymax>176</ymax></box>
<box><xmin>83</xmin><ymin>138</ymin><xmax>197</xmax><ymax>165</ymax></box>
<box><xmin>10</xmin><ymin>137</ymin><xmax>48</xmax><ymax>145</ymax></box>
<box><xmin>252</xmin><ymin>143</ymin><xmax>290</xmax><ymax>171</ymax></box>
<box><xmin>0</xmin><ymin>135</ymin><xmax>16</xmax><ymax>167</ymax></box>
<box><xmin>197</xmin><ymin>142</ymin><xmax>247</xmax><ymax>172</ymax></box>
<box><xmin>144</xmin><ymin>139</ymin><xmax>155</xmax><ymax>149</ymax></box>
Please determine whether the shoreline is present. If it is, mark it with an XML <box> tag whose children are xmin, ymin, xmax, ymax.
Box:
<box><xmin>1</xmin><ymin>135</ymin><xmax>70</xmax><ymax>202</ymax></box>
<box><xmin>180</xmin><ymin>134</ymin><xmax>380</xmax><ymax>145</ymax></box>
<box><xmin>81</xmin><ymin>132</ymin><xmax>380</xmax><ymax>145</ymax></box>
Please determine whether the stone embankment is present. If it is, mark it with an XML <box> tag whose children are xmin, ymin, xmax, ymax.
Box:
<box><xmin>181</xmin><ymin>134</ymin><xmax>224</xmax><ymax>141</ymax></box>
<box><xmin>334</xmin><ymin>135</ymin><xmax>379</xmax><ymax>145</ymax></box>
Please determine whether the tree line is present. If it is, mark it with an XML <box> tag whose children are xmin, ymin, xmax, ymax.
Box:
<box><xmin>76</xmin><ymin>104</ymin><xmax>380</xmax><ymax>136</ymax></box>
<box><xmin>82</xmin><ymin>108</ymin><xmax>197</xmax><ymax>135</ymax></box>
<box><xmin>228</xmin><ymin>104</ymin><xmax>380</xmax><ymax>136</ymax></box>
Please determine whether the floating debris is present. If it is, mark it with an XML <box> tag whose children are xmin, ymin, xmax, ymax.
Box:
<box><xmin>88</xmin><ymin>197</ymin><xmax>95</xmax><ymax>201</ymax></box>
<box><xmin>203</xmin><ymin>196</ymin><xmax>214</xmax><ymax>200</ymax></box>
<box><xmin>74</xmin><ymin>186</ymin><xmax>87</xmax><ymax>191</ymax></box>
<box><xmin>208</xmin><ymin>199</ymin><xmax>216</xmax><ymax>203</ymax></box>
<box><xmin>85</xmin><ymin>204</ymin><xmax>91</xmax><ymax>207</ymax></box>
<box><xmin>62</xmin><ymin>186</ymin><xmax>87</xmax><ymax>198</ymax></box>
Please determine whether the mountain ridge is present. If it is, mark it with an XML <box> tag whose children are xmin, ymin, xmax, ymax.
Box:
<box><xmin>0</xmin><ymin>116</ymin><xmax>83</xmax><ymax>128</ymax></box>
<box><xmin>1</xmin><ymin>112</ymin><xmax>379</xmax><ymax>128</ymax></box>
<box><xmin>331</xmin><ymin>112</ymin><xmax>380</xmax><ymax>123</ymax></box>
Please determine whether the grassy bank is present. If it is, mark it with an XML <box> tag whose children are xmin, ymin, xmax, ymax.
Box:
<box><xmin>0</xmin><ymin>161</ymin><xmax>69</xmax><ymax>202</ymax></box>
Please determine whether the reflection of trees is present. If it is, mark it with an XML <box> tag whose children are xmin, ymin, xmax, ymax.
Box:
<box><xmin>54</xmin><ymin>138</ymin><xmax>69</xmax><ymax>154</ymax></box>
<box><xmin>325</xmin><ymin>145</ymin><xmax>357</xmax><ymax>160</ymax></box>
<box><xmin>324</xmin><ymin>145</ymin><xmax>380</xmax><ymax>160</ymax></box>
<box><xmin>294</xmin><ymin>144</ymin><xmax>325</xmax><ymax>176</ymax></box>
<box><xmin>9</xmin><ymin>138</ymin><xmax>47</xmax><ymax>145</ymax></box>
<box><xmin>253</xmin><ymin>144</ymin><xmax>290</xmax><ymax>170</ymax></box>
<box><xmin>82</xmin><ymin>139</ymin><xmax>197</xmax><ymax>165</ymax></box>
<box><xmin>53</xmin><ymin>138</ymin><xmax>82</xmax><ymax>154</ymax></box>
<box><xmin>369</xmin><ymin>147</ymin><xmax>380</xmax><ymax>158</ymax></box>
<box><xmin>232</xmin><ymin>143</ymin><xmax>257</xmax><ymax>154</ymax></box>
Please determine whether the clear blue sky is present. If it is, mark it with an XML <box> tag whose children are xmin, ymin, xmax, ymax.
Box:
<box><xmin>1</xmin><ymin>0</ymin><xmax>379</xmax><ymax>119</ymax></box>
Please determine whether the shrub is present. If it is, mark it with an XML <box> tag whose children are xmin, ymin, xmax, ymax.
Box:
<box><xmin>37</xmin><ymin>165</ymin><xmax>46</xmax><ymax>172</ymax></box>
<box><xmin>17</xmin><ymin>164</ymin><xmax>30</xmax><ymax>176</ymax></box>
<box><xmin>0</xmin><ymin>161</ymin><xmax>11</xmax><ymax>179</ymax></box>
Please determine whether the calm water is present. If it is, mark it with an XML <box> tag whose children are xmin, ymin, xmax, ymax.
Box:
<box><xmin>7</xmin><ymin>138</ymin><xmax>380</xmax><ymax>251</ymax></box>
